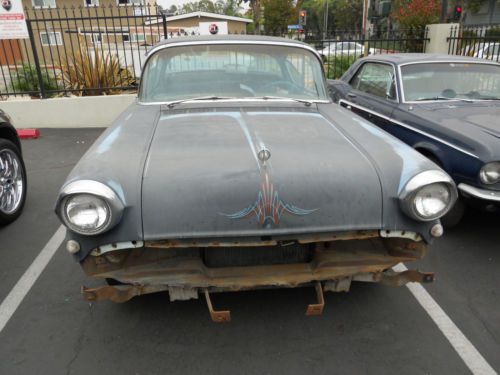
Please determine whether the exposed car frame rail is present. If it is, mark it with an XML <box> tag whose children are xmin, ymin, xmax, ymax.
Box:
<box><xmin>80</xmin><ymin>233</ymin><xmax>433</xmax><ymax>322</ymax></box>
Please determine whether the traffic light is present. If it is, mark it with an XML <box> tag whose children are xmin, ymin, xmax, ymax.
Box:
<box><xmin>451</xmin><ymin>5</ymin><xmax>462</xmax><ymax>22</ymax></box>
<box><xmin>299</xmin><ymin>10</ymin><xmax>307</xmax><ymax>26</ymax></box>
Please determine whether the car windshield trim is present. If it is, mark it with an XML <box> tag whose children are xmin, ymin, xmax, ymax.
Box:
<box><xmin>397</xmin><ymin>60</ymin><xmax>500</xmax><ymax>103</ymax></box>
<box><xmin>140</xmin><ymin>97</ymin><xmax>331</xmax><ymax>106</ymax></box>
<box><xmin>413</xmin><ymin>96</ymin><xmax>475</xmax><ymax>102</ymax></box>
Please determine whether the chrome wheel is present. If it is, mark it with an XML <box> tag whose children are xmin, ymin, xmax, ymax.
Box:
<box><xmin>0</xmin><ymin>148</ymin><xmax>24</xmax><ymax>214</ymax></box>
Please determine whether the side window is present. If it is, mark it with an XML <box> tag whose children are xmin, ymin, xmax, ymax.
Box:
<box><xmin>349</xmin><ymin>62</ymin><xmax>396</xmax><ymax>99</ymax></box>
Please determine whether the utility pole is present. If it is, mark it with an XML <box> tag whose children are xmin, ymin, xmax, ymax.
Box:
<box><xmin>362</xmin><ymin>0</ymin><xmax>371</xmax><ymax>38</ymax></box>
<box><xmin>323</xmin><ymin>0</ymin><xmax>328</xmax><ymax>39</ymax></box>
<box><xmin>440</xmin><ymin>0</ymin><xmax>448</xmax><ymax>22</ymax></box>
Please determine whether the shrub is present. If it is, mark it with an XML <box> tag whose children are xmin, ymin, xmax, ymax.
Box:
<box><xmin>11</xmin><ymin>63</ymin><xmax>58</xmax><ymax>98</ymax></box>
<box><xmin>485</xmin><ymin>26</ymin><xmax>500</xmax><ymax>39</ymax></box>
<box><xmin>61</xmin><ymin>46</ymin><xmax>136</xmax><ymax>96</ymax></box>
<box><xmin>324</xmin><ymin>55</ymin><xmax>358</xmax><ymax>79</ymax></box>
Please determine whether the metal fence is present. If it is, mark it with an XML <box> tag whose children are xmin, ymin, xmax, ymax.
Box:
<box><xmin>0</xmin><ymin>5</ymin><xmax>430</xmax><ymax>99</ymax></box>
<box><xmin>447</xmin><ymin>24</ymin><xmax>500</xmax><ymax>62</ymax></box>
<box><xmin>0</xmin><ymin>3</ymin><xmax>168</xmax><ymax>98</ymax></box>
<box><xmin>305</xmin><ymin>28</ymin><xmax>429</xmax><ymax>79</ymax></box>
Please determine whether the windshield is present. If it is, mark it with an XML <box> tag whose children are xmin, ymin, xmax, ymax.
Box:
<box><xmin>401</xmin><ymin>62</ymin><xmax>500</xmax><ymax>101</ymax></box>
<box><xmin>139</xmin><ymin>44</ymin><xmax>328</xmax><ymax>103</ymax></box>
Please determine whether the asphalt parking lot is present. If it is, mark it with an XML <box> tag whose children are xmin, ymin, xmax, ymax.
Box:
<box><xmin>0</xmin><ymin>129</ymin><xmax>499</xmax><ymax>375</ymax></box>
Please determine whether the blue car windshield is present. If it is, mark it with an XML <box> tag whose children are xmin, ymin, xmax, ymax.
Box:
<box><xmin>139</xmin><ymin>43</ymin><xmax>328</xmax><ymax>103</ymax></box>
<box><xmin>401</xmin><ymin>62</ymin><xmax>500</xmax><ymax>101</ymax></box>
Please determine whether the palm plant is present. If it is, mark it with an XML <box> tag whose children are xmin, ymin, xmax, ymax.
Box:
<box><xmin>61</xmin><ymin>40</ymin><xmax>136</xmax><ymax>96</ymax></box>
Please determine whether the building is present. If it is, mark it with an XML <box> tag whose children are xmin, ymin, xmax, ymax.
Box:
<box><xmin>156</xmin><ymin>11</ymin><xmax>253</xmax><ymax>36</ymax></box>
<box><xmin>464</xmin><ymin>0</ymin><xmax>500</xmax><ymax>26</ymax></box>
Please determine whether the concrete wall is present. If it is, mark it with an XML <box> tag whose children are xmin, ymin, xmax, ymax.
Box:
<box><xmin>425</xmin><ymin>23</ymin><xmax>460</xmax><ymax>54</ymax></box>
<box><xmin>0</xmin><ymin>94</ymin><xmax>136</xmax><ymax>128</ymax></box>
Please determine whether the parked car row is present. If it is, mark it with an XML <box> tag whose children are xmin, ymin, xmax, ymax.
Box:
<box><xmin>462</xmin><ymin>42</ymin><xmax>500</xmax><ymax>61</ymax></box>
<box><xmin>317</xmin><ymin>41</ymin><xmax>376</xmax><ymax>62</ymax></box>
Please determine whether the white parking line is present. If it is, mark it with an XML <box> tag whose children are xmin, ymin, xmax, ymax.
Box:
<box><xmin>0</xmin><ymin>225</ymin><xmax>66</xmax><ymax>334</ymax></box>
<box><xmin>393</xmin><ymin>263</ymin><xmax>497</xmax><ymax>375</ymax></box>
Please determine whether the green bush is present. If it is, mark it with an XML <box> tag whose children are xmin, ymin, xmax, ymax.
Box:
<box><xmin>324</xmin><ymin>55</ymin><xmax>358</xmax><ymax>79</ymax></box>
<box><xmin>485</xmin><ymin>26</ymin><xmax>500</xmax><ymax>39</ymax></box>
<box><xmin>11</xmin><ymin>63</ymin><xmax>58</xmax><ymax>97</ymax></box>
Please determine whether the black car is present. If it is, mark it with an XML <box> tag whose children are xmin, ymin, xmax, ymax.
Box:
<box><xmin>0</xmin><ymin>109</ymin><xmax>27</xmax><ymax>225</ymax></box>
<box><xmin>329</xmin><ymin>54</ymin><xmax>500</xmax><ymax>226</ymax></box>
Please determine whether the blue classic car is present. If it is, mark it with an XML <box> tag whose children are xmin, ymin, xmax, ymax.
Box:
<box><xmin>329</xmin><ymin>54</ymin><xmax>500</xmax><ymax>226</ymax></box>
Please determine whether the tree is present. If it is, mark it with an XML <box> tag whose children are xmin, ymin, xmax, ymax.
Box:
<box><xmin>391</xmin><ymin>0</ymin><xmax>441</xmax><ymax>29</ymax></box>
<box><xmin>261</xmin><ymin>0</ymin><xmax>295</xmax><ymax>34</ymax></box>
<box><xmin>180</xmin><ymin>0</ymin><xmax>242</xmax><ymax>15</ymax></box>
<box><xmin>300</xmin><ymin>0</ymin><xmax>362</xmax><ymax>36</ymax></box>
<box><xmin>239</xmin><ymin>0</ymin><xmax>262</xmax><ymax>31</ymax></box>
<box><xmin>330</xmin><ymin>0</ymin><xmax>362</xmax><ymax>32</ymax></box>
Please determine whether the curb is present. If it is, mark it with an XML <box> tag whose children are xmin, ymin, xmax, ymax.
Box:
<box><xmin>17</xmin><ymin>129</ymin><xmax>40</xmax><ymax>139</ymax></box>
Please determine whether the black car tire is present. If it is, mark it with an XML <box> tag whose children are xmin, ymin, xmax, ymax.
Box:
<box><xmin>0</xmin><ymin>139</ymin><xmax>27</xmax><ymax>226</ymax></box>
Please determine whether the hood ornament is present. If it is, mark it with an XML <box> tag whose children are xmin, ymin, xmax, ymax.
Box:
<box><xmin>257</xmin><ymin>148</ymin><xmax>271</xmax><ymax>162</ymax></box>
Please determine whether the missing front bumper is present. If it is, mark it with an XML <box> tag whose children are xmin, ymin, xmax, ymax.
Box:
<box><xmin>80</xmin><ymin>236</ymin><xmax>432</xmax><ymax>320</ymax></box>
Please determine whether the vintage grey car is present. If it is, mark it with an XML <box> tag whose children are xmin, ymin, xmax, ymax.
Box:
<box><xmin>55</xmin><ymin>36</ymin><xmax>457</xmax><ymax>322</ymax></box>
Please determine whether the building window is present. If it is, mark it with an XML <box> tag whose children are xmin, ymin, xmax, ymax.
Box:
<box><xmin>122</xmin><ymin>33</ymin><xmax>130</xmax><ymax>42</ymax></box>
<box><xmin>40</xmin><ymin>32</ymin><xmax>63</xmax><ymax>46</ymax></box>
<box><xmin>32</xmin><ymin>0</ymin><xmax>56</xmax><ymax>8</ymax></box>
<box><xmin>130</xmin><ymin>33</ymin><xmax>146</xmax><ymax>43</ymax></box>
<box><xmin>84</xmin><ymin>0</ymin><xmax>99</xmax><ymax>6</ymax></box>
<box><xmin>91</xmin><ymin>33</ymin><xmax>103</xmax><ymax>44</ymax></box>
<box><xmin>117</xmin><ymin>0</ymin><xmax>142</xmax><ymax>5</ymax></box>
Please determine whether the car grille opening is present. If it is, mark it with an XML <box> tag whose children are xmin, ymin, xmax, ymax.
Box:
<box><xmin>202</xmin><ymin>243</ymin><xmax>314</xmax><ymax>268</ymax></box>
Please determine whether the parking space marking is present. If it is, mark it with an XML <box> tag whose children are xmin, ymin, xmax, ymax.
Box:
<box><xmin>0</xmin><ymin>226</ymin><xmax>66</xmax><ymax>334</ymax></box>
<box><xmin>393</xmin><ymin>263</ymin><xmax>497</xmax><ymax>375</ymax></box>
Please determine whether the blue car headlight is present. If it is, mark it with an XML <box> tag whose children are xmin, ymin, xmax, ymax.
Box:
<box><xmin>479</xmin><ymin>162</ymin><xmax>500</xmax><ymax>185</ymax></box>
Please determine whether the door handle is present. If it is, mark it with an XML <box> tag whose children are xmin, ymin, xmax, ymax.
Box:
<box><xmin>347</xmin><ymin>93</ymin><xmax>357</xmax><ymax>99</ymax></box>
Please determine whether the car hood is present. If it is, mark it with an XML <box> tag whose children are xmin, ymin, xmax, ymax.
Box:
<box><xmin>410</xmin><ymin>102</ymin><xmax>500</xmax><ymax>156</ymax></box>
<box><xmin>142</xmin><ymin>106</ymin><xmax>383</xmax><ymax>240</ymax></box>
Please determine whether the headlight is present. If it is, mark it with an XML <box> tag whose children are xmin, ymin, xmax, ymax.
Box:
<box><xmin>63</xmin><ymin>194</ymin><xmax>110</xmax><ymax>235</ymax></box>
<box><xmin>479</xmin><ymin>162</ymin><xmax>500</xmax><ymax>185</ymax></box>
<box><xmin>56</xmin><ymin>180</ymin><xmax>124</xmax><ymax>235</ymax></box>
<box><xmin>400</xmin><ymin>170</ymin><xmax>457</xmax><ymax>222</ymax></box>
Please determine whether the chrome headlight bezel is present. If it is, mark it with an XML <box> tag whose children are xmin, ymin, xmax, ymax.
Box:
<box><xmin>56</xmin><ymin>180</ymin><xmax>124</xmax><ymax>236</ymax></box>
<box><xmin>400</xmin><ymin>170</ymin><xmax>458</xmax><ymax>222</ymax></box>
<box><xmin>479</xmin><ymin>162</ymin><xmax>500</xmax><ymax>185</ymax></box>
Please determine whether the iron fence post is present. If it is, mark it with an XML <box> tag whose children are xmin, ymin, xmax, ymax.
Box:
<box><xmin>162</xmin><ymin>13</ymin><xmax>168</xmax><ymax>39</ymax></box>
<box><xmin>26</xmin><ymin>20</ymin><xmax>45</xmax><ymax>99</ymax></box>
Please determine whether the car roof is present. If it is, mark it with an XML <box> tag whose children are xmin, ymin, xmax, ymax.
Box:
<box><xmin>153</xmin><ymin>35</ymin><xmax>311</xmax><ymax>48</ymax></box>
<box><xmin>360</xmin><ymin>53</ymin><xmax>500</xmax><ymax>65</ymax></box>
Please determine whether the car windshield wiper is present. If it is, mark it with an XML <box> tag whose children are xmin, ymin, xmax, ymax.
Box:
<box><xmin>415</xmin><ymin>96</ymin><xmax>474</xmax><ymax>103</ymax></box>
<box><xmin>166</xmin><ymin>96</ymin><xmax>234</xmax><ymax>108</ymax></box>
<box><xmin>252</xmin><ymin>96</ymin><xmax>314</xmax><ymax>106</ymax></box>
<box><xmin>476</xmin><ymin>97</ymin><xmax>500</xmax><ymax>101</ymax></box>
